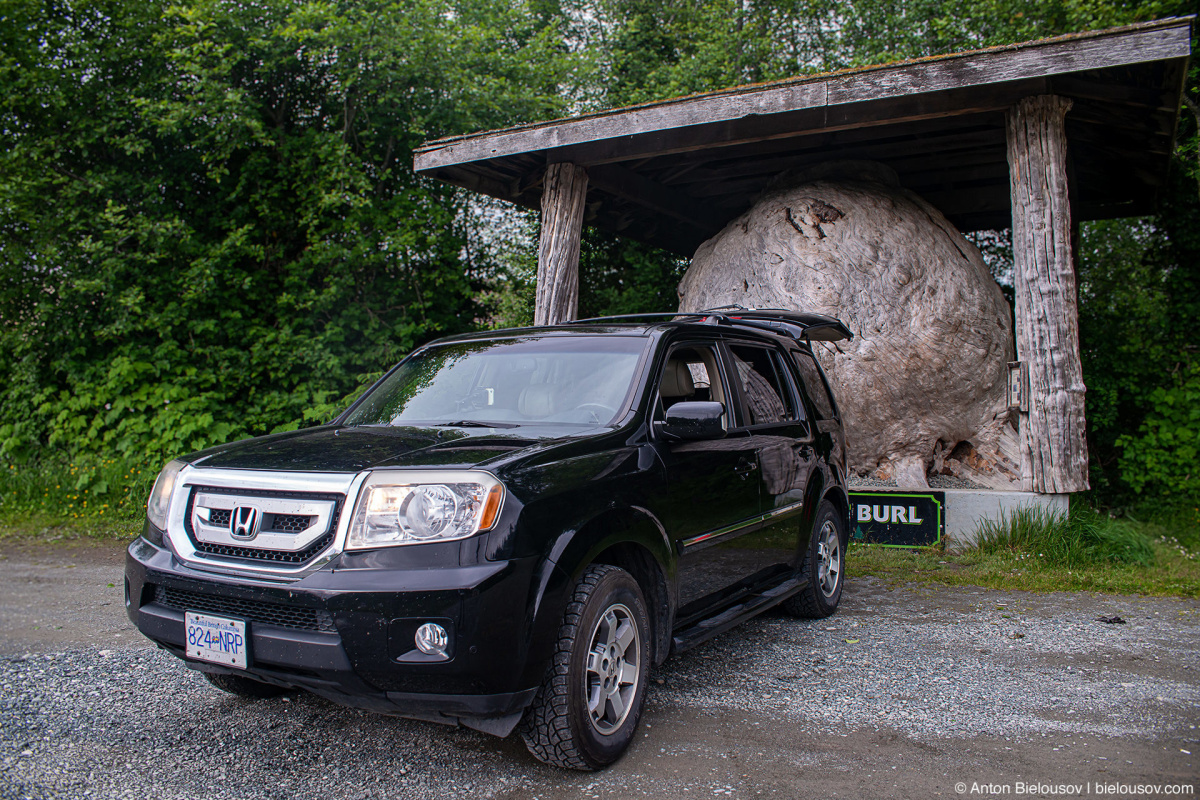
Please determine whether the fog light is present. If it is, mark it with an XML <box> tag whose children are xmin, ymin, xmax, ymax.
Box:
<box><xmin>414</xmin><ymin>622</ymin><xmax>449</xmax><ymax>656</ymax></box>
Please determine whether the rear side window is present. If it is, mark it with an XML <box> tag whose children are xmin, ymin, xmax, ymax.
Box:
<box><xmin>792</xmin><ymin>350</ymin><xmax>836</xmax><ymax>419</ymax></box>
<box><xmin>728</xmin><ymin>344</ymin><xmax>797</xmax><ymax>426</ymax></box>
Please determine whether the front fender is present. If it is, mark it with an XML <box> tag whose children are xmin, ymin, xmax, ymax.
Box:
<box><xmin>517</xmin><ymin>505</ymin><xmax>675</xmax><ymax>688</ymax></box>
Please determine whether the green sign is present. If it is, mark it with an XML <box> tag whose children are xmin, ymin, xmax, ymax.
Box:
<box><xmin>847</xmin><ymin>491</ymin><xmax>944</xmax><ymax>547</ymax></box>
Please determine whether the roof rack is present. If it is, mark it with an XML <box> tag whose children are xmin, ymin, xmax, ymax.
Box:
<box><xmin>564</xmin><ymin>306</ymin><xmax>853</xmax><ymax>342</ymax></box>
<box><xmin>566</xmin><ymin>311</ymin><xmax>729</xmax><ymax>325</ymax></box>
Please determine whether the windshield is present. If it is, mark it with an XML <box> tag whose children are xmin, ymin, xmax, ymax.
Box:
<box><xmin>343</xmin><ymin>336</ymin><xmax>648</xmax><ymax>428</ymax></box>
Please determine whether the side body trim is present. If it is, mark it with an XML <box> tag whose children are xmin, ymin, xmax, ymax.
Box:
<box><xmin>678</xmin><ymin>499</ymin><xmax>804</xmax><ymax>553</ymax></box>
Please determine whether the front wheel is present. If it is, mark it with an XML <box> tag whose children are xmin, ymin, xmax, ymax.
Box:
<box><xmin>520</xmin><ymin>564</ymin><xmax>651</xmax><ymax>770</ymax></box>
<box><xmin>783</xmin><ymin>499</ymin><xmax>847</xmax><ymax>618</ymax></box>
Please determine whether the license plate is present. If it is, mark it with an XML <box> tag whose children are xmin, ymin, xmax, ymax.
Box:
<box><xmin>185</xmin><ymin>611</ymin><xmax>248</xmax><ymax>669</ymax></box>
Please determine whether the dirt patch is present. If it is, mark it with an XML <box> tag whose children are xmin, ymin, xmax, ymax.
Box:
<box><xmin>0</xmin><ymin>540</ymin><xmax>143</xmax><ymax>656</ymax></box>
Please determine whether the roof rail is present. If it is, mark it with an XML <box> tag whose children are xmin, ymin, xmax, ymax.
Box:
<box><xmin>566</xmin><ymin>311</ymin><xmax>729</xmax><ymax>325</ymax></box>
<box><xmin>563</xmin><ymin>307</ymin><xmax>853</xmax><ymax>342</ymax></box>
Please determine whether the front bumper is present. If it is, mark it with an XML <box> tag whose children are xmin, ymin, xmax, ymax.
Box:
<box><xmin>125</xmin><ymin>537</ymin><xmax>547</xmax><ymax>730</ymax></box>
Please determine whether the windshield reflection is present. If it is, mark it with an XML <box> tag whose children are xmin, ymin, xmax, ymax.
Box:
<box><xmin>344</xmin><ymin>336</ymin><xmax>648</xmax><ymax>428</ymax></box>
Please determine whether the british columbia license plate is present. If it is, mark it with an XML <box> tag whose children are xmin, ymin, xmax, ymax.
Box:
<box><xmin>185</xmin><ymin>611</ymin><xmax>248</xmax><ymax>669</ymax></box>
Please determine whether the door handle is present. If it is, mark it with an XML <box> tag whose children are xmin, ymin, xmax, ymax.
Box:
<box><xmin>734</xmin><ymin>458</ymin><xmax>759</xmax><ymax>478</ymax></box>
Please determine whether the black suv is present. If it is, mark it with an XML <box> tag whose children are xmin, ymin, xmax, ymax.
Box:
<box><xmin>126</xmin><ymin>308</ymin><xmax>852</xmax><ymax>770</ymax></box>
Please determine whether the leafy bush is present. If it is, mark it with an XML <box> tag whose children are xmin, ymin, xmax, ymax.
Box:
<box><xmin>971</xmin><ymin>504</ymin><xmax>1156</xmax><ymax>568</ymax></box>
<box><xmin>0</xmin><ymin>0</ymin><xmax>573</xmax><ymax>476</ymax></box>
<box><xmin>1116</xmin><ymin>366</ymin><xmax>1200</xmax><ymax>506</ymax></box>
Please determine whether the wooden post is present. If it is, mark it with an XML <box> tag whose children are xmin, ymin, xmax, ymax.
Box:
<box><xmin>1006</xmin><ymin>95</ymin><xmax>1089</xmax><ymax>494</ymax></box>
<box><xmin>535</xmin><ymin>162</ymin><xmax>588</xmax><ymax>325</ymax></box>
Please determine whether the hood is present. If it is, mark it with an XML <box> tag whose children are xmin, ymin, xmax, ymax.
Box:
<box><xmin>186</xmin><ymin>423</ymin><xmax>599</xmax><ymax>473</ymax></box>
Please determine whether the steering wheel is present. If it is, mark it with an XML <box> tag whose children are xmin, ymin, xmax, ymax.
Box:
<box><xmin>575</xmin><ymin>403</ymin><xmax>618</xmax><ymax>424</ymax></box>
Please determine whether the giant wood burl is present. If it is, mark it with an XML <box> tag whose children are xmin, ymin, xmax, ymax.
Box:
<box><xmin>678</xmin><ymin>164</ymin><xmax>1019</xmax><ymax>488</ymax></box>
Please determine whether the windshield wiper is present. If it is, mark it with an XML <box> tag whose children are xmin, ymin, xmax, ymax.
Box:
<box><xmin>433</xmin><ymin>420</ymin><xmax>521</xmax><ymax>429</ymax></box>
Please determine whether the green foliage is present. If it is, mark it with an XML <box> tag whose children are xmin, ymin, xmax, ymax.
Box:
<box><xmin>971</xmin><ymin>504</ymin><xmax>1156</xmax><ymax>568</ymax></box>
<box><xmin>0</xmin><ymin>0</ymin><xmax>573</xmax><ymax>487</ymax></box>
<box><xmin>2</xmin><ymin>0</ymin><xmax>1198</xmax><ymax>531</ymax></box>
<box><xmin>578</xmin><ymin>229</ymin><xmax>688</xmax><ymax>318</ymax></box>
<box><xmin>1116</xmin><ymin>365</ymin><xmax>1200</xmax><ymax>504</ymax></box>
<box><xmin>1077</xmin><ymin>169</ymin><xmax>1200</xmax><ymax>509</ymax></box>
<box><xmin>0</xmin><ymin>456</ymin><xmax>156</xmax><ymax>528</ymax></box>
<box><xmin>587</xmin><ymin>0</ymin><xmax>1187</xmax><ymax>108</ymax></box>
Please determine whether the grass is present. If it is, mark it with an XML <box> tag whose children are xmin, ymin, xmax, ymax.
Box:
<box><xmin>972</xmin><ymin>504</ymin><xmax>1156</xmax><ymax>568</ymax></box>
<box><xmin>849</xmin><ymin>505</ymin><xmax>1200</xmax><ymax>597</ymax></box>
<box><xmin>0</xmin><ymin>455</ymin><xmax>152</xmax><ymax>542</ymax></box>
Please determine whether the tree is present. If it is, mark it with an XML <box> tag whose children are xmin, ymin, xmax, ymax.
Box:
<box><xmin>0</xmin><ymin>0</ymin><xmax>573</xmax><ymax>472</ymax></box>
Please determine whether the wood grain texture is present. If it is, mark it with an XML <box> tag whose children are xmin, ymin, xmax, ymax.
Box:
<box><xmin>534</xmin><ymin>163</ymin><xmax>588</xmax><ymax>326</ymax></box>
<box><xmin>1006</xmin><ymin>95</ymin><xmax>1089</xmax><ymax>493</ymax></box>
<box><xmin>587</xmin><ymin>164</ymin><xmax>727</xmax><ymax>232</ymax></box>
<box><xmin>414</xmin><ymin>20</ymin><xmax>1189</xmax><ymax>172</ymax></box>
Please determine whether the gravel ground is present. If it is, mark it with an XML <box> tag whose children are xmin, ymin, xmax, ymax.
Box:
<box><xmin>1</xmin><ymin>544</ymin><xmax>1197</xmax><ymax>799</ymax></box>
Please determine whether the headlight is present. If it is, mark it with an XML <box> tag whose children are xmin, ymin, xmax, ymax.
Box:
<box><xmin>146</xmin><ymin>459</ymin><xmax>185</xmax><ymax>531</ymax></box>
<box><xmin>347</xmin><ymin>472</ymin><xmax>504</xmax><ymax>549</ymax></box>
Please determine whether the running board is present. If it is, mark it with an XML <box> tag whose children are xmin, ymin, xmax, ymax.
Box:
<box><xmin>670</xmin><ymin>577</ymin><xmax>804</xmax><ymax>654</ymax></box>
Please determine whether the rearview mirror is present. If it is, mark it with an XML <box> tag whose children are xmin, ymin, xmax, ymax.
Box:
<box><xmin>659</xmin><ymin>401</ymin><xmax>726</xmax><ymax>441</ymax></box>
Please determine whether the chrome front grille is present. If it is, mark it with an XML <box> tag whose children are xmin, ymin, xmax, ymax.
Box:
<box><xmin>184</xmin><ymin>486</ymin><xmax>343</xmax><ymax>566</ymax></box>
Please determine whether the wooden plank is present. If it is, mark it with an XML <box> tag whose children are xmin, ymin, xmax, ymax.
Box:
<box><xmin>919</xmin><ymin>183</ymin><xmax>1010</xmax><ymax>215</ymax></box>
<box><xmin>534</xmin><ymin>163</ymin><xmax>588</xmax><ymax>325</ymax></box>
<box><xmin>674</xmin><ymin>127</ymin><xmax>1004</xmax><ymax>175</ymax></box>
<box><xmin>586</xmin><ymin>164</ymin><xmax>728</xmax><ymax>232</ymax></box>
<box><xmin>1050</xmin><ymin>72</ymin><xmax>1180</xmax><ymax>109</ymax></box>
<box><xmin>906</xmin><ymin>162</ymin><xmax>1012</xmax><ymax>188</ymax></box>
<box><xmin>665</xmin><ymin>127</ymin><xmax>1007</xmax><ymax>187</ymax></box>
<box><xmin>657</xmin><ymin>109</ymin><xmax>1002</xmax><ymax>172</ymax></box>
<box><xmin>826</xmin><ymin>26</ymin><xmax>1186</xmax><ymax>106</ymax></box>
<box><xmin>1007</xmin><ymin>95</ymin><xmax>1089</xmax><ymax>494</ymax></box>
<box><xmin>414</xmin><ymin>20</ymin><xmax>1190</xmax><ymax>173</ymax></box>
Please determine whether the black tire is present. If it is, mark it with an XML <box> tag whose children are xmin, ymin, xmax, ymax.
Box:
<box><xmin>783</xmin><ymin>499</ymin><xmax>847</xmax><ymax>619</ymax></box>
<box><xmin>520</xmin><ymin>564</ymin><xmax>651</xmax><ymax>770</ymax></box>
<box><xmin>203</xmin><ymin>671</ymin><xmax>287</xmax><ymax>699</ymax></box>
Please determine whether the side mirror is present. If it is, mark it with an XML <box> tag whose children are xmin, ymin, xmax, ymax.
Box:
<box><xmin>659</xmin><ymin>401</ymin><xmax>726</xmax><ymax>441</ymax></box>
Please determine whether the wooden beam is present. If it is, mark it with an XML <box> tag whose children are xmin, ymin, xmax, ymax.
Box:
<box><xmin>534</xmin><ymin>163</ymin><xmax>588</xmax><ymax>325</ymax></box>
<box><xmin>586</xmin><ymin>164</ymin><xmax>728</xmax><ymax>234</ymax></box>
<box><xmin>1007</xmin><ymin>95</ymin><xmax>1089</xmax><ymax>494</ymax></box>
<box><xmin>666</xmin><ymin>127</ymin><xmax>1007</xmax><ymax>189</ymax></box>
<box><xmin>414</xmin><ymin>20</ymin><xmax>1190</xmax><ymax>173</ymax></box>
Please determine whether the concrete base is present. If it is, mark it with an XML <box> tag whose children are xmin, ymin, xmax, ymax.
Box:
<box><xmin>848</xmin><ymin>486</ymin><xmax>1070</xmax><ymax>550</ymax></box>
<box><xmin>943</xmin><ymin>490</ymin><xmax>1069</xmax><ymax>550</ymax></box>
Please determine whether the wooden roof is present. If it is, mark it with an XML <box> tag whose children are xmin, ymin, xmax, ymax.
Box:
<box><xmin>414</xmin><ymin>18</ymin><xmax>1193</xmax><ymax>256</ymax></box>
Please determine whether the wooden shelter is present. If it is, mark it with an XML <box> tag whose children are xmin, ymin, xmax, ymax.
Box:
<box><xmin>414</xmin><ymin>18</ymin><xmax>1193</xmax><ymax>496</ymax></box>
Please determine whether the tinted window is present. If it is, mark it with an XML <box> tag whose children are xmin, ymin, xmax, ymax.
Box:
<box><xmin>728</xmin><ymin>345</ymin><xmax>796</xmax><ymax>426</ymax></box>
<box><xmin>793</xmin><ymin>350</ymin><xmax>836</xmax><ymax>419</ymax></box>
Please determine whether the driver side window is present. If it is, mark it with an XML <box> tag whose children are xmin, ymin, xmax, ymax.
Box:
<box><xmin>654</xmin><ymin>344</ymin><xmax>727</xmax><ymax>425</ymax></box>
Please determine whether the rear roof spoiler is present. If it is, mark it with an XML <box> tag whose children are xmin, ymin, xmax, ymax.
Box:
<box><xmin>703</xmin><ymin>307</ymin><xmax>854</xmax><ymax>342</ymax></box>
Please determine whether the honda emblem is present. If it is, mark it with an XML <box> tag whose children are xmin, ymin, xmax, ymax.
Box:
<box><xmin>230</xmin><ymin>506</ymin><xmax>260</xmax><ymax>540</ymax></box>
